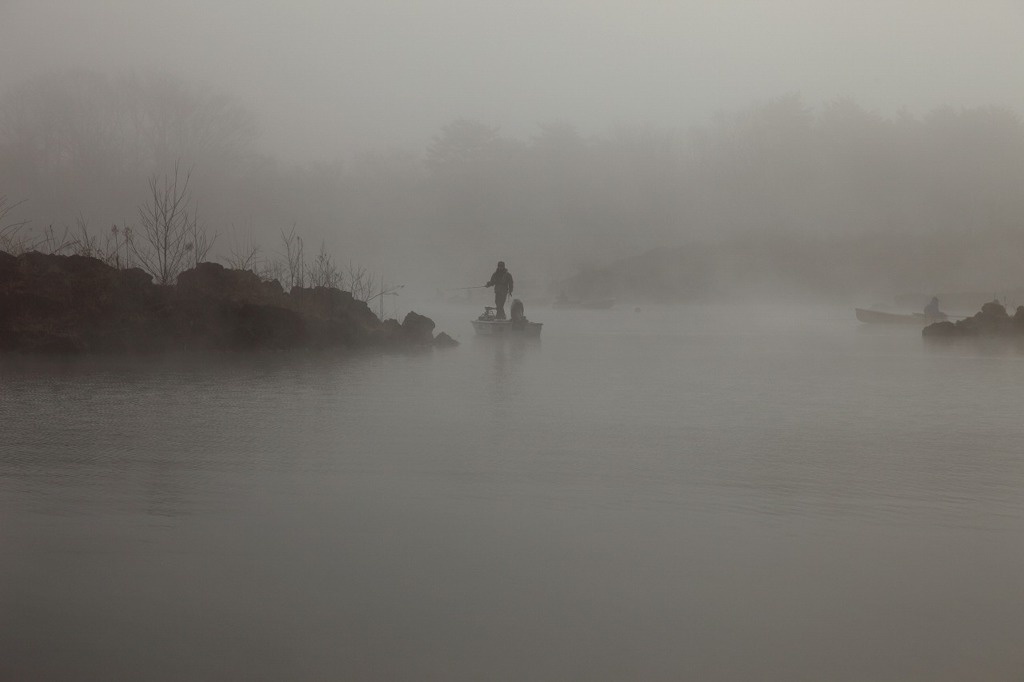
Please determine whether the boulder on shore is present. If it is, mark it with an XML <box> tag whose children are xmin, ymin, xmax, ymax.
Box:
<box><xmin>0</xmin><ymin>251</ymin><xmax>454</xmax><ymax>353</ymax></box>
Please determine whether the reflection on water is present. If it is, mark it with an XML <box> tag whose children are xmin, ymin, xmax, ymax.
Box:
<box><xmin>4</xmin><ymin>305</ymin><xmax>1024</xmax><ymax>680</ymax></box>
<box><xmin>482</xmin><ymin>335</ymin><xmax>534</xmax><ymax>403</ymax></box>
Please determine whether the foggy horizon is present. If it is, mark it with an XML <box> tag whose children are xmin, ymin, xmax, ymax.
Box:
<box><xmin>3</xmin><ymin>1</ymin><xmax>1024</xmax><ymax>161</ymax></box>
<box><xmin>4</xmin><ymin>1</ymin><xmax>1024</xmax><ymax>307</ymax></box>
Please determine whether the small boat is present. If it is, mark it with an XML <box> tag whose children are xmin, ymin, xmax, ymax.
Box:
<box><xmin>855</xmin><ymin>308</ymin><xmax>947</xmax><ymax>325</ymax></box>
<box><xmin>472</xmin><ymin>306</ymin><xmax>542</xmax><ymax>336</ymax></box>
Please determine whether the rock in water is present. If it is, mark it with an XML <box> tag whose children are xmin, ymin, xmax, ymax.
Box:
<box><xmin>433</xmin><ymin>331</ymin><xmax>459</xmax><ymax>347</ymax></box>
<box><xmin>401</xmin><ymin>311</ymin><xmax>436</xmax><ymax>345</ymax></box>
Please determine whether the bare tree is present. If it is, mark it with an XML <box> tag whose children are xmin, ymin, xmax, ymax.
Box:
<box><xmin>344</xmin><ymin>260</ymin><xmax>376</xmax><ymax>302</ymax></box>
<box><xmin>366</xmin><ymin>276</ymin><xmax>404</xmax><ymax>320</ymax></box>
<box><xmin>70</xmin><ymin>216</ymin><xmax>101</xmax><ymax>258</ymax></box>
<box><xmin>75</xmin><ymin>221</ymin><xmax>131</xmax><ymax>269</ymax></box>
<box><xmin>108</xmin><ymin>224</ymin><xmax>132</xmax><ymax>269</ymax></box>
<box><xmin>185</xmin><ymin>202</ymin><xmax>215</xmax><ymax>270</ymax></box>
<box><xmin>308</xmin><ymin>240</ymin><xmax>341</xmax><ymax>289</ymax></box>
<box><xmin>32</xmin><ymin>224</ymin><xmax>71</xmax><ymax>255</ymax></box>
<box><xmin>257</xmin><ymin>258</ymin><xmax>286</xmax><ymax>286</ymax></box>
<box><xmin>127</xmin><ymin>163</ymin><xmax>211</xmax><ymax>284</ymax></box>
<box><xmin>223</xmin><ymin>221</ymin><xmax>262</xmax><ymax>271</ymax></box>
<box><xmin>279</xmin><ymin>223</ymin><xmax>305</xmax><ymax>290</ymax></box>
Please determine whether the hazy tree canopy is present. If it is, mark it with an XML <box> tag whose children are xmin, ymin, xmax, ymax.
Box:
<box><xmin>425</xmin><ymin>119</ymin><xmax>505</xmax><ymax>173</ymax></box>
<box><xmin>0</xmin><ymin>70</ymin><xmax>259</xmax><ymax>228</ymax></box>
<box><xmin>4</xmin><ymin>70</ymin><xmax>1024</xmax><ymax>297</ymax></box>
<box><xmin>530</xmin><ymin>121</ymin><xmax>588</xmax><ymax>156</ymax></box>
<box><xmin>0</xmin><ymin>70</ymin><xmax>258</xmax><ymax>173</ymax></box>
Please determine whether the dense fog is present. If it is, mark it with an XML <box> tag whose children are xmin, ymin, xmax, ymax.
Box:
<box><xmin>3</xmin><ymin>1</ymin><xmax>1024</xmax><ymax>305</ymax></box>
<box><xmin>8</xmin><ymin>7</ymin><xmax>1024</xmax><ymax>677</ymax></box>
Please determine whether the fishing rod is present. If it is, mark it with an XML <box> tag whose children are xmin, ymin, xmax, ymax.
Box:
<box><xmin>446</xmin><ymin>285</ymin><xmax>488</xmax><ymax>291</ymax></box>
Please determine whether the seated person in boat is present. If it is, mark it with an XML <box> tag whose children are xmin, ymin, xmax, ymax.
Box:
<box><xmin>924</xmin><ymin>296</ymin><xmax>945</xmax><ymax>318</ymax></box>
<box><xmin>510</xmin><ymin>298</ymin><xmax>525</xmax><ymax>322</ymax></box>
<box><xmin>485</xmin><ymin>261</ymin><xmax>514</xmax><ymax>319</ymax></box>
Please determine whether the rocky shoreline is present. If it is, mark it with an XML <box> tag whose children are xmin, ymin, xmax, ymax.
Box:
<box><xmin>0</xmin><ymin>251</ymin><xmax>456</xmax><ymax>353</ymax></box>
<box><xmin>923</xmin><ymin>300</ymin><xmax>1024</xmax><ymax>339</ymax></box>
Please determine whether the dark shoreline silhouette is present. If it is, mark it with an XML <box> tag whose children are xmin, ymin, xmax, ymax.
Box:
<box><xmin>923</xmin><ymin>300</ymin><xmax>1024</xmax><ymax>339</ymax></box>
<box><xmin>0</xmin><ymin>251</ymin><xmax>455</xmax><ymax>353</ymax></box>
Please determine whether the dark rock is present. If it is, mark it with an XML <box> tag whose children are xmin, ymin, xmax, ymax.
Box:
<box><xmin>0</xmin><ymin>250</ymin><xmax>19</xmax><ymax>284</ymax></box>
<box><xmin>373</xmin><ymin>318</ymin><xmax>403</xmax><ymax>345</ymax></box>
<box><xmin>229</xmin><ymin>303</ymin><xmax>307</xmax><ymax>350</ymax></box>
<box><xmin>0</xmin><ymin>251</ymin><xmax>160</xmax><ymax>352</ymax></box>
<box><xmin>400</xmin><ymin>311</ymin><xmax>436</xmax><ymax>345</ymax></box>
<box><xmin>289</xmin><ymin>286</ymin><xmax>375</xmax><ymax>323</ymax></box>
<box><xmin>177</xmin><ymin>262</ymin><xmax>274</xmax><ymax>305</ymax></box>
<box><xmin>922</xmin><ymin>320</ymin><xmax>957</xmax><ymax>338</ymax></box>
<box><xmin>923</xmin><ymin>300</ymin><xmax>1019</xmax><ymax>338</ymax></box>
<box><xmin>0</xmin><ymin>250</ymin><xmax>453</xmax><ymax>353</ymax></box>
<box><xmin>433</xmin><ymin>331</ymin><xmax>459</xmax><ymax>347</ymax></box>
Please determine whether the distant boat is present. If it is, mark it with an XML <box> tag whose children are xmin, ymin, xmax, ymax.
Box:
<box><xmin>854</xmin><ymin>308</ymin><xmax>947</xmax><ymax>325</ymax></box>
<box><xmin>471</xmin><ymin>307</ymin><xmax>542</xmax><ymax>336</ymax></box>
<box><xmin>551</xmin><ymin>295</ymin><xmax>615</xmax><ymax>310</ymax></box>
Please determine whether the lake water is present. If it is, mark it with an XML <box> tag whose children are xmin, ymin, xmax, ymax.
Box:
<box><xmin>3</xmin><ymin>303</ymin><xmax>1024</xmax><ymax>681</ymax></box>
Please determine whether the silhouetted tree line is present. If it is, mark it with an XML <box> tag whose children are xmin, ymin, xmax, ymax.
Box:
<box><xmin>3</xmin><ymin>70</ymin><xmax>1024</xmax><ymax>298</ymax></box>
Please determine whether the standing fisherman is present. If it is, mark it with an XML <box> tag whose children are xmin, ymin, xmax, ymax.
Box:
<box><xmin>485</xmin><ymin>260</ymin><xmax>514</xmax><ymax>319</ymax></box>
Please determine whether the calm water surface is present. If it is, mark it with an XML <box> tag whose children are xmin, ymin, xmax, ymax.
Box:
<box><xmin>3</xmin><ymin>303</ymin><xmax>1024</xmax><ymax>681</ymax></box>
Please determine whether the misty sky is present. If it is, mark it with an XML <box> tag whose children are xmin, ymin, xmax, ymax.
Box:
<box><xmin>2</xmin><ymin>0</ymin><xmax>1023</xmax><ymax>160</ymax></box>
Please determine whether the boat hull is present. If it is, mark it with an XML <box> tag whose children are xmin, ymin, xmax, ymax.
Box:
<box><xmin>471</xmin><ymin>319</ymin><xmax>543</xmax><ymax>336</ymax></box>
<box><xmin>855</xmin><ymin>308</ymin><xmax>946</xmax><ymax>325</ymax></box>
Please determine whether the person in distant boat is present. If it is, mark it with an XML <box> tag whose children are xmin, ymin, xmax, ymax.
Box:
<box><xmin>924</xmin><ymin>296</ymin><xmax>945</xmax><ymax>318</ymax></box>
<box><xmin>485</xmin><ymin>260</ymin><xmax>514</xmax><ymax>319</ymax></box>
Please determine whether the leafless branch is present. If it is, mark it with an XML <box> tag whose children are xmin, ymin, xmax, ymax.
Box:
<box><xmin>126</xmin><ymin>162</ymin><xmax>210</xmax><ymax>284</ymax></box>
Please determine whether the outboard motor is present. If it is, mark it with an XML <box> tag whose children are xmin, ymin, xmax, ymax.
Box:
<box><xmin>510</xmin><ymin>298</ymin><xmax>525</xmax><ymax>322</ymax></box>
